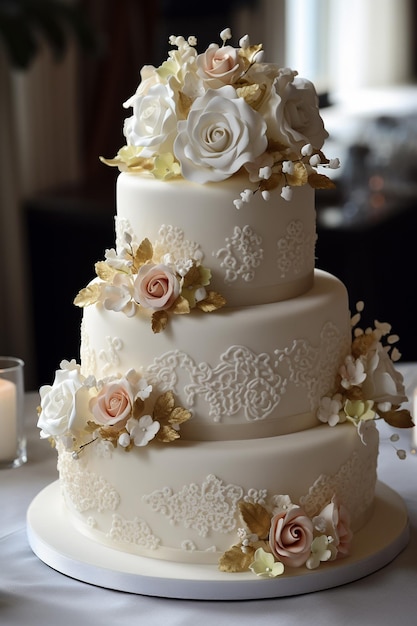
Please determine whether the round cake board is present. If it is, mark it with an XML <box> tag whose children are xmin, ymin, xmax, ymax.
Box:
<box><xmin>26</xmin><ymin>481</ymin><xmax>409</xmax><ymax>601</ymax></box>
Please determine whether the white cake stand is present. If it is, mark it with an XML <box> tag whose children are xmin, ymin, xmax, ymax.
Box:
<box><xmin>26</xmin><ymin>481</ymin><xmax>409</xmax><ymax>601</ymax></box>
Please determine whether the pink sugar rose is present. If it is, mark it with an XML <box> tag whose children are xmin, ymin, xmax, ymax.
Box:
<box><xmin>133</xmin><ymin>263</ymin><xmax>180</xmax><ymax>311</ymax></box>
<box><xmin>197</xmin><ymin>43</ymin><xmax>244</xmax><ymax>87</ymax></box>
<box><xmin>269</xmin><ymin>505</ymin><xmax>314</xmax><ymax>567</ymax></box>
<box><xmin>90</xmin><ymin>380</ymin><xmax>133</xmax><ymax>426</ymax></box>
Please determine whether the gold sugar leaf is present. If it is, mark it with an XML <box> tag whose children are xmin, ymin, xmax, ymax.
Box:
<box><xmin>153</xmin><ymin>391</ymin><xmax>175</xmax><ymax>422</ymax></box>
<box><xmin>171</xmin><ymin>296</ymin><xmax>191</xmax><ymax>315</ymax></box>
<box><xmin>74</xmin><ymin>283</ymin><xmax>102</xmax><ymax>307</ymax></box>
<box><xmin>218</xmin><ymin>544</ymin><xmax>254</xmax><ymax>573</ymax></box>
<box><xmin>156</xmin><ymin>424</ymin><xmax>180</xmax><ymax>443</ymax></box>
<box><xmin>308</xmin><ymin>172</ymin><xmax>336</xmax><ymax>190</ymax></box>
<box><xmin>152</xmin><ymin>310</ymin><xmax>168</xmax><ymax>333</ymax></box>
<box><xmin>134</xmin><ymin>238</ymin><xmax>153</xmax><ymax>267</ymax></box>
<box><xmin>95</xmin><ymin>261</ymin><xmax>117</xmax><ymax>282</ymax></box>
<box><xmin>182</xmin><ymin>263</ymin><xmax>201</xmax><ymax>288</ymax></box>
<box><xmin>178</xmin><ymin>90</ymin><xmax>194</xmax><ymax>118</ymax></box>
<box><xmin>286</xmin><ymin>161</ymin><xmax>308</xmax><ymax>186</ymax></box>
<box><xmin>381</xmin><ymin>408</ymin><xmax>414</xmax><ymax>429</ymax></box>
<box><xmin>236</xmin><ymin>83</ymin><xmax>264</xmax><ymax>108</ymax></box>
<box><xmin>239</xmin><ymin>501</ymin><xmax>272</xmax><ymax>539</ymax></box>
<box><xmin>169</xmin><ymin>406</ymin><xmax>192</xmax><ymax>425</ymax></box>
<box><xmin>197</xmin><ymin>291</ymin><xmax>226</xmax><ymax>312</ymax></box>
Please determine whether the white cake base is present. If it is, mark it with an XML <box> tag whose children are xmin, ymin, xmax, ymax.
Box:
<box><xmin>26</xmin><ymin>481</ymin><xmax>409</xmax><ymax>600</ymax></box>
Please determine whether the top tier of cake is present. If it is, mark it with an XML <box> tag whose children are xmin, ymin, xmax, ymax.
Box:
<box><xmin>116</xmin><ymin>172</ymin><xmax>315</xmax><ymax>307</ymax></box>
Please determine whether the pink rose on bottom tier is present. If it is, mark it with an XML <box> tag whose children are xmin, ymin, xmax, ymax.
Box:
<box><xmin>269</xmin><ymin>505</ymin><xmax>314</xmax><ymax>567</ymax></box>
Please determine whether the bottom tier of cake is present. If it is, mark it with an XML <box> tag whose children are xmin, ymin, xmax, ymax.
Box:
<box><xmin>58</xmin><ymin>419</ymin><xmax>379</xmax><ymax>567</ymax></box>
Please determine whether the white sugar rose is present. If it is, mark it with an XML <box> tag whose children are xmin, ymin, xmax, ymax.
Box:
<box><xmin>134</xmin><ymin>263</ymin><xmax>181</xmax><ymax>311</ymax></box>
<box><xmin>259</xmin><ymin>68</ymin><xmax>328</xmax><ymax>152</ymax></box>
<box><xmin>38</xmin><ymin>361</ymin><xmax>89</xmax><ymax>439</ymax></box>
<box><xmin>90</xmin><ymin>378</ymin><xmax>133</xmax><ymax>427</ymax></box>
<box><xmin>361</xmin><ymin>341</ymin><xmax>407</xmax><ymax>408</ymax></box>
<box><xmin>197</xmin><ymin>43</ymin><xmax>244</xmax><ymax>87</ymax></box>
<box><xmin>174</xmin><ymin>85</ymin><xmax>268</xmax><ymax>183</ymax></box>
<box><xmin>123</xmin><ymin>82</ymin><xmax>177</xmax><ymax>157</ymax></box>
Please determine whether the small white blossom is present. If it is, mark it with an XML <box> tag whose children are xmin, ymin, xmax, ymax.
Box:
<box><xmin>340</xmin><ymin>355</ymin><xmax>366</xmax><ymax>389</ymax></box>
<box><xmin>239</xmin><ymin>34</ymin><xmax>250</xmax><ymax>49</ymax></box>
<box><xmin>194</xmin><ymin>287</ymin><xmax>207</xmax><ymax>302</ymax></box>
<box><xmin>327</xmin><ymin>158</ymin><xmax>340</xmax><ymax>169</ymax></box>
<box><xmin>233</xmin><ymin>199</ymin><xmax>244</xmax><ymax>210</ymax></box>
<box><xmin>240</xmin><ymin>188</ymin><xmax>253</xmax><ymax>203</ymax></box>
<box><xmin>127</xmin><ymin>415</ymin><xmax>160</xmax><ymax>447</ymax></box>
<box><xmin>306</xmin><ymin>535</ymin><xmax>333</xmax><ymax>569</ymax></box>
<box><xmin>317</xmin><ymin>394</ymin><xmax>344</xmax><ymax>426</ymax></box>
<box><xmin>261</xmin><ymin>190</ymin><xmax>270</xmax><ymax>201</ymax></box>
<box><xmin>309</xmin><ymin>153</ymin><xmax>321</xmax><ymax>166</ymax></box>
<box><xmin>301</xmin><ymin>143</ymin><xmax>313</xmax><ymax>156</ymax></box>
<box><xmin>280</xmin><ymin>185</ymin><xmax>293</xmax><ymax>201</ymax></box>
<box><xmin>118</xmin><ymin>432</ymin><xmax>131</xmax><ymax>448</ymax></box>
<box><xmin>282</xmin><ymin>160</ymin><xmax>294</xmax><ymax>175</ymax></box>
<box><xmin>259</xmin><ymin>166</ymin><xmax>272</xmax><ymax>180</ymax></box>
<box><xmin>220</xmin><ymin>28</ymin><xmax>232</xmax><ymax>43</ymax></box>
<box><xmin>187</xmin><ymin>35</ymin><xmax>197</xmax><ymax>46</ymax></box>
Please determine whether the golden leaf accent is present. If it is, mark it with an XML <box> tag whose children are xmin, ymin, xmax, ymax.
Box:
<box><xmin>153</xmin><ymin>390</ymin><xmax>175</xmax><ymax>421</ymax></box>
<box><xmin>156</xmin><ymin>424</ymin><xmax>181</xmax><ymax>443</ymax></box>
<box><xmin>308</xmin><ymin>172</ymin><xmax>336</xmax><ymax>190</ymax></box>
<box><xmin>239</xmin><ymin>501</ymin><xmax>272</xmax><ymax>539</ymax></box>
<box><xmin>74</xmin><ymin>283</ymin><xmax>102</xmax><ymax>307</ymax></box>
<box><xmin>218</xmin><ymin>544</ymin><xmax>254</xmax><ymax>573</ymax></box>
<box><xmin>182</xmin><ymin>263</ymin><xmax>201</xmax><ymax>288</ymax></box>
<box><xmin>171</xmin><ymin>296</ymin><xmax>191</xmax><ymax>315</ymax></box>
<box><xmin>381</xmin><ymin>408</ymin><xmax>414</xmax><ymax>429</ymax></box>
<box><xmin>286</xmin><ymin>161</ymin><xmax>308</xmax><ymax>186</ymax></box>
<box><xmin>134</xmin><ymin>238</ymin><xmax>153</xmax><ymax>268</ymax></box>
<box><xmin>169</xmin><ymin>406</ymin><xmax>192</xmax><ymax>425</ymax></box>
<box><xmin>152</xmin><ymin>310</ymin><xmax>168</xmax><ymax>333</ymax></box>
<box><xmin>197</xmin><ymin>291</ymin><xmax>226</xmax><ymax>312</ymax></box>
<box><xmin>177</xmin><ymin>90</ymin><xmax>194</xmax><ymax>118</ymax></box>
<box><xmin>95</xmin><ymin>261</ymin><xmax>117</xmax><ymax>282</ymax></box>
<box><xmin>236</xmin><ymin>83</ymin><xmax>265</xmax><ymax>108</ymax></box>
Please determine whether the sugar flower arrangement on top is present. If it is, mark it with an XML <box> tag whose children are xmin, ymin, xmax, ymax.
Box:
<box><xmin>37</xmin><ymin>360</ymin><xmax>192</xmax><ymax>457</ymax></box>
<box><xmin>101</xmin><ymin>28</ymin><xmax>339</xmax><ymax>205</ymax></box>
<box><xmin>317</xmin><ymin>302</ymin><xmax>414</xmax><ymax>457</ymax></box>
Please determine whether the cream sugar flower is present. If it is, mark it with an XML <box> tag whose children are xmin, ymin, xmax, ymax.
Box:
<box><xmin>102</xmin><ymin>28</ymin><xmax>339</xmax><ymax>202</ymax></box>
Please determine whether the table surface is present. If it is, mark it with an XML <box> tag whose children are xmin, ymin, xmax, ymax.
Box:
<box><xmin>1</xmin><ymin>365</ymin><xmax>417</xmax><ymax>626</ymax></box>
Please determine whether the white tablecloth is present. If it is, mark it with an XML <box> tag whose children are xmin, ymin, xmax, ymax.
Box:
<box><xmin>1</xmin><ymin>365</ymin><xmax>416</xmax><ymax>626</ymax></box>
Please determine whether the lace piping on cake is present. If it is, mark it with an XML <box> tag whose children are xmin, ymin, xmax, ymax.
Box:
<box><xmin>276</xmin><ymin>219</ymin><xmax>316</xmax><ymax>278</ymax></box>
<box><xmin>145</xmin><ymin>322</ymin><xmax>347</xmax><ymax>424</ymax></box>
<box><xmin>154</xmin><ymin>223</ymin><xmax>204</xmax><ymax>268</ymax></box>
<box><xmin>98</xmin><ymin>336</ymin><xmax>123</xmax><ymax>374</ymax></box>
<box><xmin>108</xmin><ymin>514</ymin><xmax>161</xmax><ymax>550</ymax></box>
<box><xmin>58</xmin><ymin>447</ymin><xmax>120</xmax><ymax>513</ymax></box>
<box><xmin>143</xmin><ymin>474</ymin><xmax>244</xmax><ymax>537</ymax></box>
<box><xmin>299</xmin><ymin>449</ymin><xmax>377</xmax><ymax>522</ymax></box>
<box><xmin>215</xmin><ymin>225</ymin><xmax>263</xmax><ymax>284</ymax></box>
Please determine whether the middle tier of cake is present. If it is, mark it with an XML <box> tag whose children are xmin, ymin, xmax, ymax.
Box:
<box><xmin>80</xmin><ymin>270</ymin><xmax>351</xmax><ymax>441</ymax></box>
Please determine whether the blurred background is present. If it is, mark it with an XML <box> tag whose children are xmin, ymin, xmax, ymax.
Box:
<box><xmin>1</xmin><ymin>0</ymin><xmax>416</xmax><ymax>389</ymax></box>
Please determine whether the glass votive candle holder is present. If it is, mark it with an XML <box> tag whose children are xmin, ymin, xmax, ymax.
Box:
<box><xmin>0</xmin><ymin>357</ymin><xmax>26</xmax><ymax>468</ymax></box>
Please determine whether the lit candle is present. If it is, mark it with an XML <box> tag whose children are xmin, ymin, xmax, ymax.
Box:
<box><xmin>0</xmin><ymin>378</ymin><xmax>17</xmax><ymax>461</ymax></box>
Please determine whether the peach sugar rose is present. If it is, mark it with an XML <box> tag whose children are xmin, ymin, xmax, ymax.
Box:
<box><xmin>90</xmin><ymin>380</ymin><xmax>133</xmax><ymax>427</ymax></box>
<box><xmin>269</xmin><ymin>505</ymin><xmax>314</xmax><ymax>567</ymax></box>
<box><xmin>197</xmin><ymin>43</ymin><xmax>245</xmax><ymax>87</ymax></box>
<box><xmin>134</xmin><ymin>263</ymin><xmax>180</xmax><ymax>311</ymax></box>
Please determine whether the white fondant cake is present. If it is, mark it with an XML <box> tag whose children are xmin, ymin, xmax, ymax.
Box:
<box><xmin>37</xmin><ymin>29</ymin><xmax>412</xmax><ymax>580</ymax></box>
